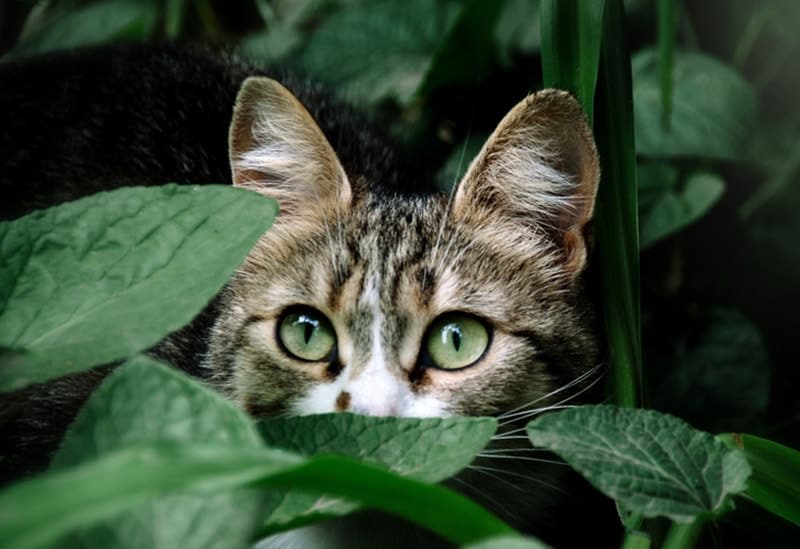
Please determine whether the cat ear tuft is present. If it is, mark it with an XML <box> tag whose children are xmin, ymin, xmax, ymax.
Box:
<box><xmin>229</xmin><ymin>77</ymin><xmax>351</xmax><ymax>217</ymax></box>
<box><xmin>453</xmin><ymin>89</ymin><xmax>600</xmax><ymax>277</ymax></box>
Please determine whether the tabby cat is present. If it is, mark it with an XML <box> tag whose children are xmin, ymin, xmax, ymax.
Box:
<box><xmin>0</xmin><ymin>44</ymin><xmax>616</xmax><ymax>547</ymax></box>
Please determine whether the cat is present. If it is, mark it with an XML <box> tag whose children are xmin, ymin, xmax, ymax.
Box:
<box><xmin>0</xmin><ymin>43</ymin><xmax>617</xmax><ymax>547</ymax></box>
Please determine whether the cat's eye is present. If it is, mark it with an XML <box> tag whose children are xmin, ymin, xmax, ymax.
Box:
<box><xmin>425</xmin><ymin>313</ymin><xmax>490</xmax><ymax>370</ymax></box>
<box><xmin>278</xmin><ymin>307</ymin><xmax>336</xmax><ymax>362</ymax></box>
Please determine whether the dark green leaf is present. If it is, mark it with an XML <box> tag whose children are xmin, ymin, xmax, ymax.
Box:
<box><xmin>10</xmin><ymin>0</ymin><xmax>159</xmax><ymax>58</ymax></box>
<box><xmin>495</xmin><ymin>0</ymin><xmax>542</xmax><ymax>62</ymax></box>
<box><xmin>633</xmin><ymin>49</ymin><xmax>757</xmax><ymax>160</ymax></box>
<box><xmin>527</xmin><ymin>405</ymin><xmax>752</xmax><ymax>522</ymax></box>
<box><xmin>651</xmin><ymin>308</ymin><xmax>770</xmax><ymax>434</ymax></box>
<box><xmin>638</xmin><ymin>164</ymin><xmax>725</xmax><ymax>249</ymax></box>
<box><xmin>0</xmin><ymin>184</ymin><xmax>276</xmax><ymax>391</ymax></box>
<box><xmin>299</xmin><ymin>0</ymin><xmax>460</xmax><ymax>105</ymax></box>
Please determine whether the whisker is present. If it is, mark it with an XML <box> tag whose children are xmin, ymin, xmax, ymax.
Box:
<box><xmin>499</xmin><ymin>364</ymin><xmax>603</xmax><ymax>419</ymax></box>
<box><xmin>468</xmin><ymin>465</ymin><xmax>570</xmax><ymax>497</ymax></box>
<box><xmin>477</xmin><ymin>454</ymin><xmax>568</xmax><ymax>466</ymax></box>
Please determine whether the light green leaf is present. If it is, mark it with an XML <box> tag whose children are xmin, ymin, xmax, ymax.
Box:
<box><xmin>299</xmin><ymin>0</ymin><xmax>460</xmax><ymax>105</ymax></box>
<box><xmin>638</xmin><ymin>163</ymin><xmax>725</xmax><ymax>248</ymax></box>
<box><xmin>0</xmin><ymin>184</ymin><xmax>276</xmax><ymax>391</ymax></box>
<box><xmin>10</xmin><ymin>0</ymin><xmax>159</xmax><ymax>59</ymax></box>
<box><xmin>239</xmin><ymin>27</ymin><xmax>304</xmax><ymax>63</ymax></box>
<box><xmin>633</xmin><ymin>49</ymin><xmax>757</xmax><ymax>160</ymax></box>
<box><xmin>527</xmin><ymin>405</ymin><xmax>752</xmax><ymax>522</ymax></box>
<box><xmin>257</xmin><ymin>413</ymin><xmax>496</xmax><ymax>534</ymax></box>
<box><xmin>50</xmin><ymin>356</ymin><xmax>266</xmax><ymax>549</ymax></box>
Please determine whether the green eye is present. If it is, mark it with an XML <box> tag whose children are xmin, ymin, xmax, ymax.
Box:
<box><xmin>425</xmin><ymin>313</ymin><xmax>490</xmax><ymax>370</ymax></box>
<box><xmin>278</xmin><ymin>307</ymin><xmax>336</xmax><ymax>361</ymax></box>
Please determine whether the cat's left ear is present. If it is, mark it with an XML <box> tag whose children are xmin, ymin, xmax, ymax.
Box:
<box><xmin>453</xmin><ymin>89</ymin><xmax>600</xmax><ymax>277</ymax></box>
<box><xmin>228</xmin><ymin>76</ymin><xmax>351</xmax><ymax>219</ymax></box>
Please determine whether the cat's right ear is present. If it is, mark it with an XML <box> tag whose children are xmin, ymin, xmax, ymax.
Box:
<box><xmin>229</xmin><ymin>77</ymin><xmax>351</xmax><ymax>218</ymax></box>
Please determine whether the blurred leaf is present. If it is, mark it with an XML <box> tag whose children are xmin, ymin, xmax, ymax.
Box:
<box><xmin>638</xmin><ymin>163</ymin><xmax>725</xmax><ymax>249</ymax></box>
<box><xmin>10</xmin><ymin>0</ymin><xmax>159</xmax><ymax>58</ymax></box>
<box><xmin>463</xmin><ymin>534</ymin><xmax>551</xmax><ymax>549</ymax></box>
<box><xmin>527</xmin><ymin>405</ymin><xmax>752</xmax><ymax>522</ymax></box>
<box><xmin>299</xmin><ymin>0</ymin><xmax>460</xmax><ymax>105</ymax></box>
<box><xmin>495</xmin><ymin>0</ymin><xmax>542</xmax><ymax>62</ymax></box>
<box><xmin>419</xmin><ymin>0</ymin><xmax>505</xmax><ymax>95</ymax></box>
<box><xmin>51</xmin><ymin>356</ymin><xmax>266</xmax><ymax>548</ymax></box>
<box><xmin>239</xmin><ymin>27</ymin><xmax>304</xmax><ymax>63</ymax></box>
<box><xmin>0</xmin><ymin>185</ymin><xmax>276</xmax><ymax>392</ymax></box>
<box><xmin>257</xmin><ymin>413</ymin><xmax>496</xmax><ymax>534</ymax></box>
<box><xmin>657</xmin><ymin>0</ymin><xmax>676</xmax><ymax>129</ymax></box>
<box><xmin>633</xmin><ymin>48</ymin><xmax>757</xmax><ymax>160</ymax></box>
<box><xmin>164</xmin><ymin>0</ymin><xmax>188</xmax><ymax>39</ymax></box>
<box><xmin>651</xmin><ymin>308</ymin><xmax>770</xmax><ymax>434</ymax></box>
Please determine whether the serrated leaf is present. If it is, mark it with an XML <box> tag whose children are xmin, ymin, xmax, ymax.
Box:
<box><xmin>0</xmin><ymin>184</ymin><xmax>276</xmax><ymax>391</ymax></box>
<box><xmin>299</xmin><ymin>0</ymin><xmax>460</xmax><ymax>105</ymax></box>
<box><xmin>638</xmin><ymin>163</ymin><xmax>725</xmax><ymax>248</ymax></box>
<box><xmin>10</xmin><ymin>0</ymin><xmax>159</xmax><ymax>59</ymax></box>
<box><xmin>633</xmin><ymin>49</ymin><xmax>757</xmax><ymax>160</ymax></box>
<box><xmin>257</xmin><ymin>413</ymin><xmax>497</xmax><ymax>535</ymax></box>
<box><xmin>50</xmin><ymin>356</ymin><xmax>266</xmax><ymax>549</ymax></box>
<box><xmin>527</xmin><ymin>405</ymin><xmax>752</xmax><ymax>522</ymax></box>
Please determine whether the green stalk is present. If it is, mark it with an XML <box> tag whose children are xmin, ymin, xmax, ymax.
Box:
<box><xmin>661</xmin><ymin>516</ymin><xmax>708</xmax><ymax>549</ymax></box>
<box><xmin>594</xmin><ymin>0</ymin><xmax>643</xmax><ymax>407</ymax></box>
<box><xmin>719</xmin><ymin>433</ymin><xmax>800</xmax><ymax>526</ymax></box>
<box><xmin>540</xmin><ymin>0</ymin><xmax>642</xmax><ymax>407</ymax></box>
<box><xmin>657</xmin><ymin>0</ymin><xmax>676</xmax><ymax>129</ymax></box>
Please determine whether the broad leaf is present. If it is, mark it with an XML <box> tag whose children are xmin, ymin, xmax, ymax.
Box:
<box><xmin>527</xmin><ymin>405</ymin><xmax>752</xmax><ymax>522</ymax></box>
<box><xmin>0</xmin><ymin>184</ymin><xmax>276</xmax><ymax>391</ymax></box>
<box><xmin>299</xmin><ymin>0</ymin><xmax>460</xmax><ymax>105</ymax></box>
<box><xmin>638</xmin><ymin>163</ymin><xmax>725</xmax><ymax>249</ymax></box>
<box><xmin>257</xmin><ymin>413</ymin><xmax>496</xmax><ymax>534</ymax></box>
<box><xmin>633</xmin><ymin>49</ymin><xmax>757</xmax><ymax>160</ymax></box>
<box><xmin>10</xmin><ymin>0</ymin><xmax>158</xmax><ymax>59</ymax></box>
<box><xmin>51</xmin><ymin>356</ymin><xmax>266</xmax><ymax>549</ymax></box>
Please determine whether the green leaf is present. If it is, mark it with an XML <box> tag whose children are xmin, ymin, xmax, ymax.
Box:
<box><xmin>719</xmin><ymin>433</ymin><xmax>800</xmax><ymax>527</ymax></box>
<box><xmin>632</xmin><ymin>48</ymin><xmax>758</xmax><ymax>160</ymax></box>
<box><xmin>462</xmin><ymin>534</ymin><xmax>551</xmax><ymax>549</ymax></box>
<box><xmin>299</xmin><ymin>0</ymin><xmax>460</xmax><ymax>105</ymax></box>
<box><xmin>495</xmin><ymin>0</ymin><xmax>542</xmax><ymax>62</ymax></box>
<box><xmin>540</xmin><ymin>0</ymin><xmax>605</xmax><ymax>122</ymax></box>
<box><xmin>10</xmin><ymin>0</ymin><xmax>159</xmax><ymax>59</ymax></box>
<box><xmin>0</xmin><ymin>184</ymin><xmax>276</xmax><ymax>392</ymax></box>
<box><xmin>257</xmin><ymin>413</ymin><xmax>496</xmax><ymax>534</ymax></box>
<box><xmin>527</xmin><ymin>405</ymin><xmax>752</xmax><ymax>522</ymax></box>
<box><xmin>50</xmin><ymin>356</ymin><xmax>267</xmax><ymax>549</ymax></box>
<box><xmin>239</xmin><ymin>27</ymin><xmax>304</xmax><ymax>63</ymax></box>
<box><xmin>638</xmin><ymin>163</ymin><xmax>725</xmax><ymax>248</ymax></box>
<box><xmin>593</xmin><ymin>0</ymin><xmax>643</xmax><ymax>407</ymax></box>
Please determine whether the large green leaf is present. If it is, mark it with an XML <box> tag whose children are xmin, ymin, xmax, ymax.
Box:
<box><xmin>298</xmin><ymin>0</ymin><xmax>460</xmax><ymax>105</ymax></box>
<box><xmin>638</xmin><ymin>163</ymin><xmax>725</xmax><ymax>249</ymax></box>
<box><xmin>257</xmin><ymin>414</ymin><xmax>496</xmax><ymax>534</ymax></box>
<box><xmin>50</xmin><ymin>356</ymin><xmax>265</xmax><ymax>549</ymax></box>
<box><xmin>527</xmin><ymin>405</ymin><xmax>752</xmax><ymax>522</ymax></box>
<box><xmin>10</xmin><ymin>0</ymin><xmax>159</xmax><ymax>59</ymax></box>
<box><xmin>0</xmin><ymin>184</ymin><xmax>276</xmax><ymax>391</ymax></box>
<box><xmin>632</xmin><ymin>48</ymin><xmax>757</xmax><ymax>160</ymax></box>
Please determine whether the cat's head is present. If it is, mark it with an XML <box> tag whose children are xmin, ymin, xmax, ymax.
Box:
<box><xmin>204</xmin><ymin>77</ymin><xmax>601</xmax><ymax>419</ymax></box>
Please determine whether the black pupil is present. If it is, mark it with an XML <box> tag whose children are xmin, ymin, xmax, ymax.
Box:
<box><xmin>451</xmin><ymin>325</ymin><xmax>462</xmax><ymax>352</ymax></box>
<box><xmin>298</xmin><ymin>315</ymin><xmax>318</xmax><ymax>344</ymax></box>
